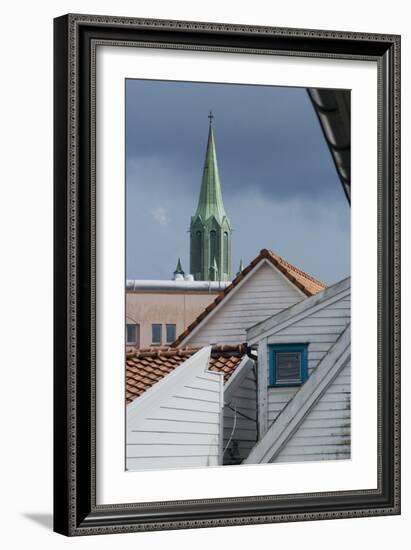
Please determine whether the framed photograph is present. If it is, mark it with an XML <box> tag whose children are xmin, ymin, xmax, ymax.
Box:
<box><xmin>53</xmin><ymin>14</ymin><xmax>400</xmax><ymax>536</ymax></box>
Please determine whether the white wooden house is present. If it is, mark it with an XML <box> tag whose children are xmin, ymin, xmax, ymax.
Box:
<box><xmin>125</xmin><ymin>252</ymin><xmax>350</xmax><ymax>471</ymax></box>
<box><xmin>126</xmin><ymin>344</ymin><xmax>253</xmax><ymax>470</ymax></box>
<box><xmin>172</xmin><ymin>248</ymin><xmax>326</xmax><ymax>464</ymax></box>
<box><xmin>245</xmin><ymin>276</ymin><xmax>351</xmax><ymax>463</ymax></box>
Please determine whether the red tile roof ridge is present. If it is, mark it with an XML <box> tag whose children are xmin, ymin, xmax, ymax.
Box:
<box><xmin>262</xmin><ymin>249</ymin><xmax>326</xmax><ymax>288</ymax></box>
<box><xmin>126</xmin><ymin>346</ymin><xmax>195</xmax><ymax>360</ymax></box>
<box><xmin>126</xmin><ymin>343</ymin><xmax>248</xmax><ymax>403</ymax></box>
<box><xmin>127</xmin><ymin>343</ymin><xmax>247</xmax><ymax>360</ymax></box>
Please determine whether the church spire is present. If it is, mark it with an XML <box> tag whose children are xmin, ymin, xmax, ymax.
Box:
<box><xmin>173</xmin><ymin>258</ymin><xmax>184</xmax><ymax>277</ymax></box>
<box><xmin>194</xmin><ymin>112</ymin><xmax>228</xmax><ymax>225</ymax></box>
<box><xmin>190</xmin><ymin>114</ymin><xmax>232</xmax><ymax>282</ymax></box>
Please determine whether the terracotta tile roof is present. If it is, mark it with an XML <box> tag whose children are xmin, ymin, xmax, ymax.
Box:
<box><xmin>126</xmin><ymin>344</ymin><xmax>246</xmax><ymax>404</ymax></box>
<box><xmin>265</xmin><ymin>249</ymin><xmax>327</xmax><ymax>296</ymax></box>
<box><xmin>172</xmin><ymin>249</ymin><xmax>326</xmax><ymax>347</ymax></box>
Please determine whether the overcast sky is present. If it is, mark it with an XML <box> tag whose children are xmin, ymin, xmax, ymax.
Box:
<box><xmin>126</xmin><ymin>79</ymin><xmax>350</xmax><ymax>285</ymax></box>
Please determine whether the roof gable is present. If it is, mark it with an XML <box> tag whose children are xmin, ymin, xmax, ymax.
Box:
<box><xmin>172</xmin><ymin>249</ymin><xmax>326</xmax><ymax>347</ymax></box>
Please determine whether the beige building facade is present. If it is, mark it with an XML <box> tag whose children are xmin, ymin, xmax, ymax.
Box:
<box><xmin>126</xmin><ymin>279</ymin><xmax>229</xmax><ymax>348</ymax></box>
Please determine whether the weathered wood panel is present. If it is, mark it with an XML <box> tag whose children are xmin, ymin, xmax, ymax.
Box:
<box><xmin>185</xmin><ymin>262</ymin><xmax>305</xmax><ymax>347</ymax></box>
<box><xmin>275</xmin><ymin>361</ymin><xmax>351</xmax><ymax>462</ymax></box>
<box><xmin>291</xmin><ymin>426</ymin><xmax>350</xmax><ymax>438</ymax></box>
<box><xmin>302</xmin><ymin>409</ymin><xmax>351</xmax><ymax>421</ymax></box>
<box><xmin>275</xmin><ymin>452</ymin><xmax>346</xmax><ymax>462</ymax></box>
<box><xmin>126</xmin><ymin>347</ymin><xmax>224</xmax><ymax>471</ymax></box>
<box><xmin>222</xmin><ymin>364</ymin><xmax>258</xmax><ymax>465</ymax></box>
<box><xmin>245</xmin><ymin>327</ymin><xmax>350</xmax><ymax>464</ymax></box>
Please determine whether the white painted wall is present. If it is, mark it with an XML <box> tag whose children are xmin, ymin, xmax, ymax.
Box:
<box><xmin>245</xmin><ymin>324</ymin><xmax>350</xmax><ymax>464</ymax></box>
<box><xmin>184</xmin><ymin>260</ymin><xmax>305</xmax><ymax>347</ymax></box>
<box><xmin>246</xmin><ymin>279</ymin><xmax>350</xmax><ymax>463</ymax></box>
<box><xmin>126</xmin><ymin>347</ymin><xmax>224</xmax><ymax>470</ymax></box>
<box><xmin>259</xmin><ymin>283</ymin><xmax>350</xmax><ymax>429</ymax></box>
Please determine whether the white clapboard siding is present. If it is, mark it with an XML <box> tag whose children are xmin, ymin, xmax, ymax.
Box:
<box><xmin>276</xmin><ymin>361</ymin><xmax>351</xmax><ymax>462</ymax></box>
<box><xmin>127</xmin><ymin>456</ymin><xmax>217</xmax><ymax>470</ymax></box>
<box><xmin>265</xmin><ymin>282</ymin><xmax>350</xmax><ymax>427</ymax></box>
<box><xmin>126</xmin><ymin>347</ymin><xmax>224</xmax><ymax>471</ymax></box>
<box><xmin>244</xmin><ymin>278</ymin><xmax>351</xmax><ymax>465</ymax></box>
<box><xmin>127</xmin><ymin>431</ymin><xmax>220</xmax><ymax>445</ymax></box>
<box><xmin>222</xmin><ymin>359</ymin><xmax>258</xmax><ymax>464</ymax></box>
<box><xmin>244</xmin><ymin>325</ymin><xmax>350</xmax><ymax>464</ymax></box>
<box><xmin>184</xmin><ymin>261</ymin><xmax>305</xmax><ymax>347</ymax></box>
<box><xmin>131</xmin><ymin>419</ymin><xmax>220</xmax><ymax>435</ymax></box>
<box><xmin>247</xmin><ymin>279</ymin><xmax>350</xmax><ymax>345</ymax></box>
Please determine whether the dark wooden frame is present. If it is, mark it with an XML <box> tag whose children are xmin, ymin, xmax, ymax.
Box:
<box><xmin>54</xmin><ymin>14</ymin><xmax>401</xmax><ymax>536</ymax></box>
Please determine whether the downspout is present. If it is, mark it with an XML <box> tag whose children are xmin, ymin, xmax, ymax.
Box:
<box><xmin>246</xmin><ymin>345</ymin><xmax>259</xmax><ymax>442</ymax></box>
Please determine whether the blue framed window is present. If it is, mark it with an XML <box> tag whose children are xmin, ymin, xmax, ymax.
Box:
<box><xmin>269</xmin><ymin>344</ymin><xmax>308</xmax><ymax>387</ymax></box>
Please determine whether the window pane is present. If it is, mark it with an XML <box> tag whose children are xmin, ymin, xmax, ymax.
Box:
<box><xmin>210</xmin><ymin>230</ymin><xmax>217</xmax><ymax>264</ymax></box>
<box><xmin>194</xmin><ymin>230</ymin><xmax>202</xmax><ymax>272</ymax></box>
<box><xmin>166</xmin><ymin>324</ymin><xmax>176</xmax><ymax>343</ymax></box>
<box><xmin>223</xmin><ymin>232</ymin><xmax>229</xmax><ymax>274</ymax></box>
<box><xmin>126</xmin><ymin>324</ymin><xmax>137</xmax><ymax>345</ymax></box>
<box><xmin>276</xmin><ymin>351</ymin><xmax>301</xmax><ymax>383</ymax></box>
<box><xmin>152</xmin><ymin>324</ymin><xmax>162</xmax><ymax>345</ymax></box>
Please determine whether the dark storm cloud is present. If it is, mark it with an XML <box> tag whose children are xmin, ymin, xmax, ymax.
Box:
<box><xmin>126</xmin><ymin>79</ymin><xmax>350</xmax><ymax>284</ymax></box>
<box><xmin>126</xmin><ymin>80</ymin><xmax>344</xmax><ymax>201</ymax></box>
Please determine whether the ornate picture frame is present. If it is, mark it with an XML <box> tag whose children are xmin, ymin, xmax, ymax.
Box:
<box><xmin>53</xmin><ymin>14</ymin><xmax>400</xmax><ymax>536</ymax></box>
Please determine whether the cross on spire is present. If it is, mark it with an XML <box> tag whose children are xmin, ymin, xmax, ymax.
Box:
<box><xmin>208</xmin><ymin>111</ymin><xmax>214</xmax><ymax>125</ymax></box>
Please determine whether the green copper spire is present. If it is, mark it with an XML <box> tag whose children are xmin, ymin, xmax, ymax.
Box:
<box><xmin>194</xmin><ymin>113</ymin><xmax>228</xmax><ymax>225</ymax></box>
<box><xmin>236</xmin><ymin>259</ymin><xmax>244</xmax><ymax>277</ymax></box>
<box><xmin>173</xmin><ymin>258</ymin><xmax>184</xmax><ymax>277</ymax></box>
<box><xmin>190</xmin><ymin>113</ymin><xmax>232</xmax><ymax>282</ymax></box>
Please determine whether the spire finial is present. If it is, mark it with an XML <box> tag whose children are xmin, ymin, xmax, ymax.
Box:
<box><xmin>208</xmin><ymin>110</ymin><xmax>214</xmax><ymax>125</ymax></box>
<box><xmin>236</xmin><ymin>259</ymin><xmax>244</xmax><ymax>277</ymax></box>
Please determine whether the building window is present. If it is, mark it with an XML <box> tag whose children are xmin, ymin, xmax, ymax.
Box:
<box><xmin>223</xmin><ymin>231</ymin><xmax>229</xmax><ymax>274</ymax></box>
<box><xmin>151</xmin><ymin>324</ymin><xmax>162</xmax><ymax>345</ymax></box>
<box><xmin>210</xmin><ymin>230</ymin><xmax>217</xmax><ymax>264</ymax></box>
<box><xmin>269</xmin><ymin>344</ymin><xmax>308</xmax><ymax>386</ymax></box>
<box><xmin>196</xmin><ymin>230</ymin><xmax>202</xmax><ymax>271</ymax></box>
<box><xmin>126</xmin><ymin>323</ymin><xmax>139</xmax><ymax>346</ymax></box>
<box><xmin>166</xmin><ymin>324</ymin><xmax>176</xmax><ymax>344</ymax></box>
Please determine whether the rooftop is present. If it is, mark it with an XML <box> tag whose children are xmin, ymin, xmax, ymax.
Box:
<box><xmin>172</xmin><ymin>248</ymin><xmax>326</xmax><ymax>346</ymax></box>
<box><xmin>126</xmin><ymin>344</ymin><xmax>246</xmax><ymax>404</ymax></box>
<box><xmin>126</xmin><ymin>279</ymin><xmax>231</xmax><ymax>292</ymax></box>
